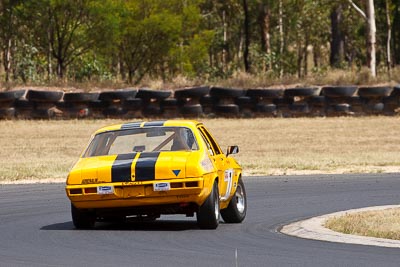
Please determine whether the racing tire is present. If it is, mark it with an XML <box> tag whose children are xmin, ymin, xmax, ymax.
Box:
<box><xmin>89</xmin><ymin>100</ymin><xmax>109</xmax><ymax>109</ymax></box>
<box><xmin>321</xmin><ymin>86</ymin><xmax>358</xmax><ymax>97</ymax></box>
<box><xmin>174</xmin><ymin>86</ymin><xmax>210</xmax><ymax>99</ymax></box>
<box><xmin>308</xmin><ymin>96</ymin><xmax>326</xmax><ymax>106</ymax></box>
<box><xmin>0</xmin><ymin>107</ymin><xmax>16</xmax><ymax>119</ymax></box>
<box><xmin>26</xmin><ymin>90</ymin><xmax>64</xmax><ymax>102</ymax></box>
<box><xmin>103</xmin><ymin>106</ymin><xmax>128</xmax><ymax>117</ymax></box>
<box><xmin>63</xmin><ymin>92</ymin><xmax>100</xmax><ymax>102</ymax></box>
<box><xmin>235</xmin><ymin>96</ymin><xmax>254</xmax><ymax>108</ymax></box>
<box><xmin>0</xmin><ymin>90</ymin><xmax>26</xmax><ymax>101</ymax></box>
<box><xmin>136</xmin><ymin>88</ymin><xmax>172</xmax><ymax>100</ymax></box>
<box><xmin>289</xmin><ymin>103</ymin><xmax>310</xmax><ymax>113</ymax></box>
<box><xmin>209</xmin><ymin>87</ymin><xmax>245</xmax><ymax>98</ymax></box>
<box><xmin>332</xmin><ymin>103</ymin><xmax>351</xmax><ymax>112</ymax></box>
<box><xmin>142</xmin><ymin>105</ymin><xmax>162</xmax><ymax>117</ymax></box>
<box><xmin>197</xmin><ymin>181</ymin><xmax>220</xmax><ymax>229</ymax></box>
<box><xmin>284</xmin><ymin>87</ymin><xmax>321</xmax><ymax>97</ymax></box>
<box><xmin>391</xmin><ymin>85</ymin><xmax>400</xmax><ymax>96</ymax></box>
<box><xmin>71</xmin><ymin>204</ymin><xmax>96</xmax><ymax>229</ymax></box>
<box><xmin>99</xmin><ymin>89</ymin><xmax>137</xmax><ymax>101</ymax></box>
<box><xmin>364</xmin><ymin>102</ymin><xmax>385</xmax><ymax>113</ymax></box>
<box><xmin>256</xmin><ymin>103</ymin><xmax>277</xmax><ymax>113</ymax></box>
<box><xmin>246</xmin><ymin>88</ymin><xmax>284</xmax><ymax>98</ymax></box>
<box><xmin>14</xmin><ymin>99</ymin><xmax>34</xmax><ymax>118</ymax></box>
<box><xmin>180</xmin><ymin>104</ymin><xmax>203</xmax><ymax>117</ymax></box>
<box><xmin>358</xmin><ymin>86</ymin><xmax>392</xmax><ymax>97</ymax></box>
<box><xmin>160</xmin><ymin>98</ymin><xmax>178</xmax><ymax>108</ymax></box>
<box><xmin>221</xmin><ymin>178</ymin><xmax>247</xmax><ymax>223</ymax></box>
<box><xmin>122</xmin><ymin>98</ymin><xmax>143</xmax><ymax>110</ymax></box>
<box><xmin>273</xmin><ymin>97</ymin><xmax>294</xmax><ymax>105</ymax></box>
<box><xmin>200</xmin><ymin>95</ymin><xmax>218</xmax><ymax>105</ymax></box>
<box><xmin>214</xmin><ymin>104</ymin><xmax>240</xmax><ymax>116</ymax></box>
<box><xmin>0</xmin><ymin>100</ymin><xmax>14</xmax><ymax>109</ymax></box>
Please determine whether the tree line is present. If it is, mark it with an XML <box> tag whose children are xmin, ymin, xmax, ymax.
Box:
<box><xmin>0</xmin><ymin>0</ymin><xmax>399</xmax><ymax>85</ymax></box>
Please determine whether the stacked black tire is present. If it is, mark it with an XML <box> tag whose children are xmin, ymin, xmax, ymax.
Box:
<box><xmin>26</xmin><ymin>90</ymin><xmax>64</xmax><ymax>119</ymax></box>
<box><xmin>209</xmin><ymin>87</ymin><xmax>245</xmax><ymax>118</ymax></box>
<box><xmin>175</xmin><ymin>86</ymin><xmax>210</xmax><ymax>118</ymax></box>
<box><xmin>59</xmin><ymin>92</ymin><xmax>99</xmax><ymax>119</ymax></box>
<box><xmin>358</xmin><ymin>86</ymin><xmax>392</xmax><ymax>115</ymax></box>
<box><xmin>99</xmin><ymin>89</ymin><xmax>138</xmax><ymax>118</ymax></box>
<box><xmin>137</xmin><ymin>88</ymin><xmax>172</xmax><ymax>118</ymax></box>
<box><xmin>283</xmin><ymin>87</ymin><xmax>321</xmax><ymax>117</ymax></box>
<box><xmin>385</xmin><ymin>85</ymin><xmax>400</xmax><ymax>115</ymax></box>
<box><xmin>0</xmin><ymin>90</ymin><xmax>25</xmax><ymax>119</ymax></box>
<box><xmin>245</xmin><ymin>89</ymin><xmax>282</xmax><ymax>117</ymax></box>
<box><xmin>1</xmin><ymin>85</ymin><xmax>400</xmax><ymax>120</ymax></box>
<box><xmin>322</xmin><ymin>86</ymin><xmax>358</xmax><ymax>116</ymax></box>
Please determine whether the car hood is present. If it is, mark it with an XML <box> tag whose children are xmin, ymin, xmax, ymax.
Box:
<box><xmin>67</xmin><ymin>151</ymin><xmax>202</xmax><ymax>185</ymax></box>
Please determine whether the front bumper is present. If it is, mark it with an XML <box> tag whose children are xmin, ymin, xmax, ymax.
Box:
<box><xmin>66</xmin><ymin>177</ymin><xmax>209</xmax><ymax>209</ymax></box>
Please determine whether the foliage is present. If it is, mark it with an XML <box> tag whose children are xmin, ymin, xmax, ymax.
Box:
<box><xmin>0</xmin><ymin>0</ymin><xmax>399</xmax><ymax>85</ymax></box>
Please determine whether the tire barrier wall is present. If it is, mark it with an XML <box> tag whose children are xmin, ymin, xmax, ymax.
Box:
<box><xmin>1</xmin><ymin>85</ymin><xmax>400</xmax><ymax>120</ymax></box>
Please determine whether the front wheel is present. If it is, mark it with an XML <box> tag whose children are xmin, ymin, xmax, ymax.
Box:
<box><xmin>221</xmin><ymin>177</ymin><xmax>247</xmax><ymax>223</ymax></box>
<box><xmin>71</xmin><ymin>203</ymin><xmax>96</xmax><ymax>229</ymax></box>
<box><xmin>197</xmin><ymin>181</ymin><xmax>220</xmax><ymax>229</ymax></box>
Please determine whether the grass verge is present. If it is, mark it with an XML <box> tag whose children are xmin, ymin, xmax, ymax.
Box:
<box><xmin>325</xmin><ymin>208</ymin><xmax>400</xmax><ymax>240</ymax></box>
<box><xmin>1</xmin><ymin>117</ymin><xmax>400</xmax><ymax>182</ymax></box>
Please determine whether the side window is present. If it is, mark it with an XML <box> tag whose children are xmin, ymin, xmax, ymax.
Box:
<box><xmin>180</xmin><ymin>128</ymin><xmax>199</xmax><ymax>150</ymax></box>
<box><xmin>199</xmin><ymin>127</ymin><xmax>222</xmax><ymax>155</ymax></box>
<box><xmin>198</xmin><ymin>129</ymin><xmax>215</xmax><ymax>156</ymax></box>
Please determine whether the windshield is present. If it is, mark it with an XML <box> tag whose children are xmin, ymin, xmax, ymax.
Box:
<box><xmin>83</xmin><ymin>127</ymin><xmax>198</xmax><ymax>157</ymax></box>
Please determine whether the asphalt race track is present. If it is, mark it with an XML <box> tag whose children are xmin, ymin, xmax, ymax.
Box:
<box><xmin>1</xmin><ymin>174</ymin><xmax>400</xmax><ymax>267</ymax></box>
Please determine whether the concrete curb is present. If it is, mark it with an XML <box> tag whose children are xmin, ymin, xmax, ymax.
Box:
<box><xmin>280</xmin><ymin>205</ymin><xmax>400</xmax><ymax>248</ymax></box>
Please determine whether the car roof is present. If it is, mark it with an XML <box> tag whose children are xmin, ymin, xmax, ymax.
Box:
<box><xmin>94</xmin><ymin>120</ymin><xmax>203</xmax><ymax>134</ymax></box>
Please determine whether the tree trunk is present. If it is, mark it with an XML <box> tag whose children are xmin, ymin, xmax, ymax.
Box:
<box><xmin>222</xmin><ymin>10</ymin><xmax>227</xmax><ymax>72</ymax></box>
<box><xmin>279</xmin><ymin>0</ymin><xmax>284</xmax><ymax>78</ymax></box>
<box><xmin>47</xmin><ymin>28</ymin><xmax>52</xmax><ymax>81</ymax></box>
<box><xmin>313</xmin><ymin>45</ymin><xmax>321</xmax><ymax>70</ymax></box>
<box><xmin>46</xmin><ymin>6</ymin><xmax>53</xmax><ymax>81</ymax></box>
<box><xmin>3</xmin><ymin>39</ymin><xmax>12</xmax><ymax>83</ymax></box>
<box><xmin>385</xmin><ymin>0</ymin><xmax>392</xmax><ymax>75</ymax></box>
<box><xmin>348</xmin><ymin>0</ymin><xmax>377</xmax><ymax>77</ymax></box>
<box><xmin>242</xmin><ymin>0</ymin><xmax>250</xmax><ymax>72</ymax></box>
<box><xmin>128</xmin><ymin>65</ymin><xmax>135</xmax><ymax>84</ymax></box>
<box><xmin>303</xmin><ymin>38</ymin><xmax>309</xmax><ymax>77</ymax></box>
<box><xmin>330</xmin><ymin>4</ymin><xmax>345</xmax><ymax>67</ymax></box>
<box><xmin>393</xmin><ymin>1</ymin><xmax>400</xmax><ymax>64</ymax></box>
<box><xmin>259</xmin><ymin>0</ymin><xmax>272</xmax><ymax>71</ymax></box>
<box><xmin>297</xmin><ymin>39</ymin><xmax>302</xmax><ymax>78</ymax></box>
<box><xmin>366</xmin><ymin>0</ymin><xmax>377</xmax><ymax>77</ymax></box>
<box><xmin>57</xmin><ymin>58</ymin><xmax>65</xmax><ymax>79</ymax></box>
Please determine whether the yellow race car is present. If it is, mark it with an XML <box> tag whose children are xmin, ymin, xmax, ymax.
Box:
<box><xmin>66</xmin><ymin>120</ymin><xmax>246</xmax><ymax>229</ymax></box>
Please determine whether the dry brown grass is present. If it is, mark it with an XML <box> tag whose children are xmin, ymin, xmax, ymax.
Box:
<box><xmin>197</xmin><ymin>68</ymin><xmax>400</xmax><ymax>89</ymax></box>
<box><xmin>325</xmin><ymin>208</ymin><xmax>400</xmax><ymax>240</ymax></box>
<box><xmin>1</xmin><ymin>117</ymin><xmax>400</xmax><ymax>182</ymax></box>
<box><xmin>4</xmin><ymin>68</ymin><xmax>399</xmax><ymax>92</ymax></box>
<box><xmin>207</xmin><ymin>117</ymin><xmax>400</xmax><ymax>175</ymax></box>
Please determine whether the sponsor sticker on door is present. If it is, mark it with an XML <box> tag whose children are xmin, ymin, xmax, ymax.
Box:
<box><xmin>224</xmin><ymin>169</ymin><xmax>234</xmax><ymax>182</ymax></box>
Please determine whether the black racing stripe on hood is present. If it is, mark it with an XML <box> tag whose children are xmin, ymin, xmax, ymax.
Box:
<box><xmin>111</xmin><ymin>153</ymin><xmax>137</xmax><ymax>182</ymax></box>
<box><xmin>143</xmin><ymin>121</ymin><xmax>166</xmax><ymax>127</ymax></box>
<box><xmin>135</xmin><ymin>152</ymin><xmax>160</xmax><ymax>181</ymax></box>
<box><xmin>121</xmin><ymin>121</ymin><xmax>142</xmax><ymax>129</ymax></box>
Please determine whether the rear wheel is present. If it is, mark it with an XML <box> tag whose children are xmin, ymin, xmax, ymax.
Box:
<box><xmin>197</xmin><ymin>181</ymin><xmax>219</xmax><ymax>229</ymax></box>
<box><xmin>221</xmin><ymin>178</ymin><xmax>247</xmax><ymax>223</ymax></box>
<box><xmin>71</xmin><ymin>204</ymin><xmax>96</xmax><ymax>229</ymax></box>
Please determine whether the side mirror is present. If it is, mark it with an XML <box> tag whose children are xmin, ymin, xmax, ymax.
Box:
<box><xmin>226</xmin><ymin>145</ymin><xmax>239</xmax><ymax>156</ymax></box>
